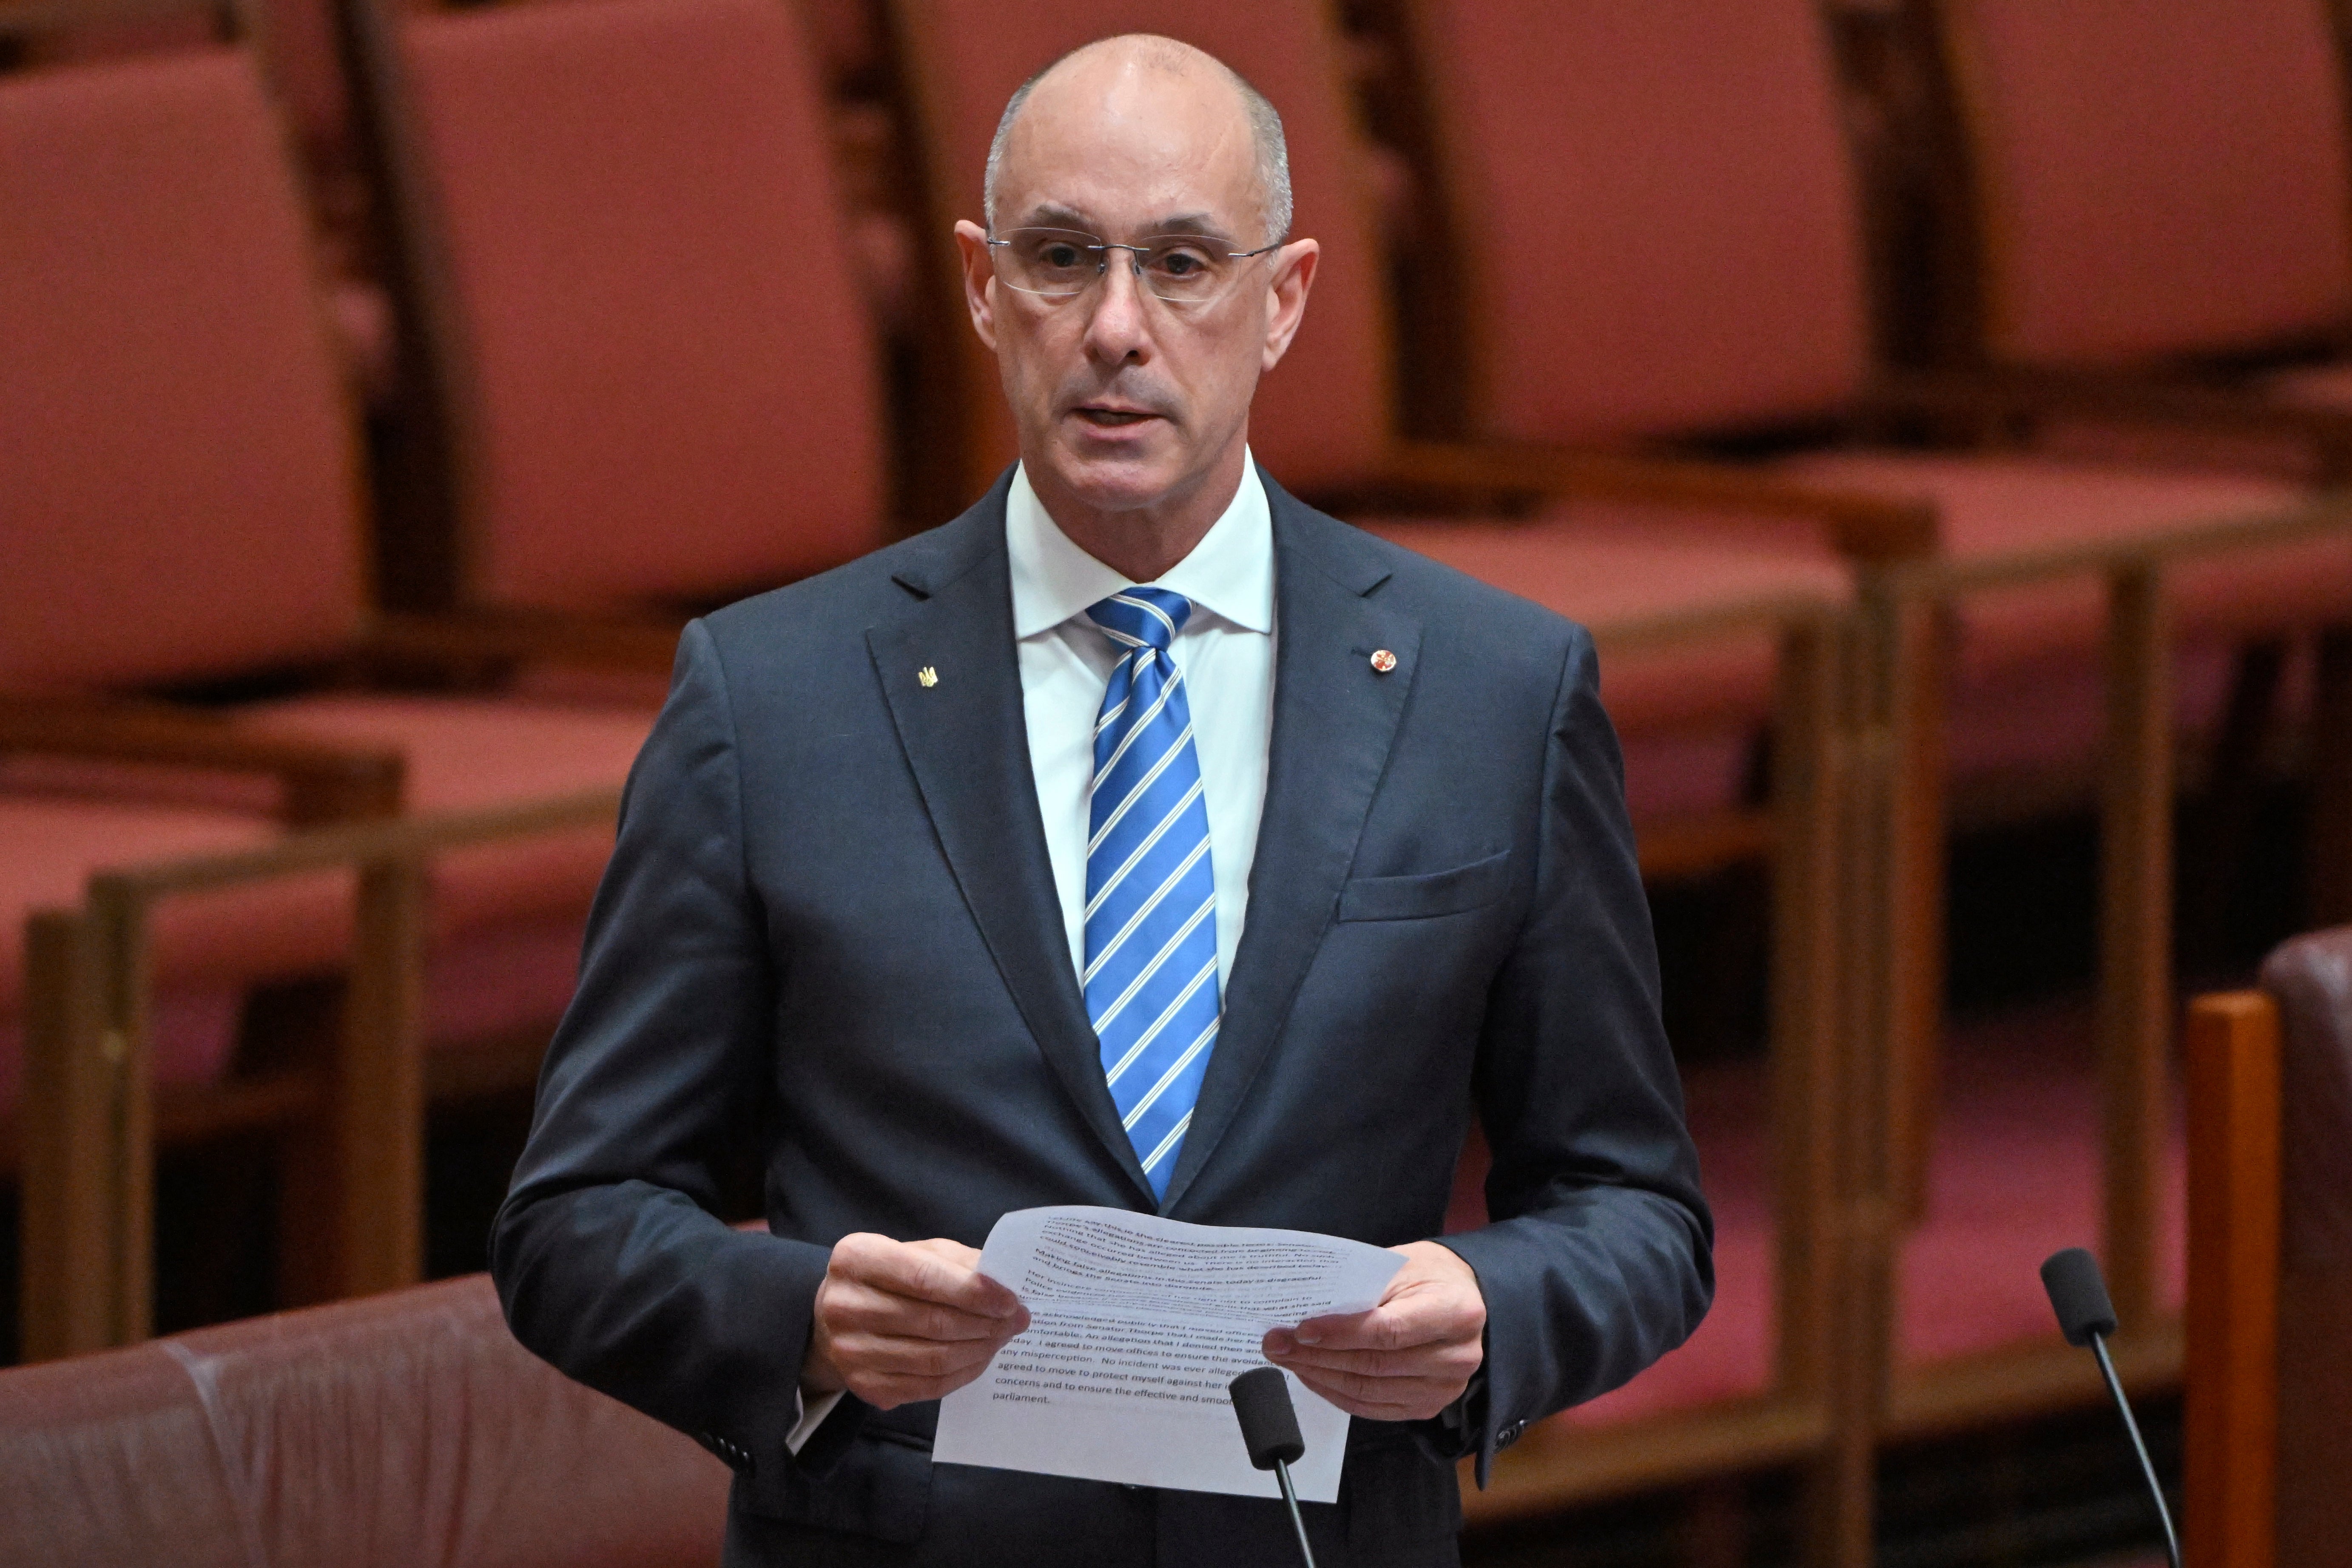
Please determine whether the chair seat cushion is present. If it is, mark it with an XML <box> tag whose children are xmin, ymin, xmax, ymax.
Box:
<box><xmin>1777</xmin><ymin>451</ymin><xmax>2341</xmax><ymax>677</ymax></box>
<box><xmin>1366</xmin><ymin>510</ymin><xmax>1849</xmax><ymax>731</ymax></box>
<box><xmin>0</xmin><ymin>798</ymin><xmax>288</xmax><ymax>1112</ymax></box>
<box><xmin>3</xmin><ymin>697</ymin><xmax>654</xmax><ymax>1113</ymax></box>
<box><xmin>1450</xmin><ymin>1002</ymin><xmax>2182</xmax><ymax>1438</ymax></box>
<box><xmin>2261</xmin><ymin>356</ymin><xmax>2352</xmax><ymax>412</ymax></box>
<box><xmin>236</xmin><ymin>693</ymin><xmax>654</xmax><ymax>933</ymax></box>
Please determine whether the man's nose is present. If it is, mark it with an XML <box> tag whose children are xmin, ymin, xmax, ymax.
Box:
<box><xmin>1081</xmin><ymin>252</ymin><xmax>1155</xmax><ymax>365</ymax></box>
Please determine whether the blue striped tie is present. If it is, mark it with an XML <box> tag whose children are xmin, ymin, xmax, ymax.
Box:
<box><xmin>1083</xmin><ymin>587</ymin><xmax>1220</xmax><ymax>1199</ymax></box>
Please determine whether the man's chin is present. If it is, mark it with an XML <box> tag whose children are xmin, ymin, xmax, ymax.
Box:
<box><xmin>1035</xmin><ymin>436</ymin><xmax>1187</xmax><ymax>512</ymax></box>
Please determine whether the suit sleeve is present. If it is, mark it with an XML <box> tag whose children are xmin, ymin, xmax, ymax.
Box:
<box><xmin>490</xmin><ymin>618</ymin><xmax>832</xmax><ymax>1482</ymax></box>
<box><xmin>1433</xmin><ymin>624</ymin><xmax>1716</xmax><ymax>1483</ymax></box>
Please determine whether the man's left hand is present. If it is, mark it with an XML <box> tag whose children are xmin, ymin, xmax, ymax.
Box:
<box><xmin>1263</xmin><ymin>1240</ymin><xmax>1485</xmax><ymax>1422</ymax></box>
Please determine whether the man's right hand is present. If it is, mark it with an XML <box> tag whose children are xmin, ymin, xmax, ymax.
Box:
<box><xmin>802</xmin><ymin>1234</ymin><xmax>1030</xmax><ymax>1410</ymax></box>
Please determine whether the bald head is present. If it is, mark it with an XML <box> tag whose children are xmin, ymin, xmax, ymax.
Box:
<box><xmin>984</xmin><ymin>34</ymin><xmax>1293</xmax><ymax>246</ymax></box>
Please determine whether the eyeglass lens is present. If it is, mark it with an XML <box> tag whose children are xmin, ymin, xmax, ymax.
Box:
<box><xmin>992</xmin><ymin>228</ymin><xmax>1249</xmax><ymax>304</ymax></box>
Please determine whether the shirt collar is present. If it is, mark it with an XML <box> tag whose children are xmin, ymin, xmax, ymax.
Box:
<box><xmin>1006</xmin><ymin>455</ymin><xmax>1275</xmax><ymax>640</ymax></box>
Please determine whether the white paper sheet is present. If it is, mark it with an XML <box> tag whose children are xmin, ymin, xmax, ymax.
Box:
<box><xmin>930</xmin><ymin>1206</ymin><xmax>1404</xmax><ymax>1502</ymax></box>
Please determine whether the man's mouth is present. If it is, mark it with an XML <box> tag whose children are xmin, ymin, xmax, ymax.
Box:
<box><xmin>1072</xmin><ymin>404</ymin><xmax>1161</xmax><ymax>427</ymax></box>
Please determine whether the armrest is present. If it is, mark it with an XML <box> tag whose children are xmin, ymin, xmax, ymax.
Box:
<box><xmin>1867</xmin><ymin>366</ymin><xmax>2352</xmax><ymax>454</ymax></box>
<box><xmin>0</xmin><ymin>697</ymin><xmax>404</xmax><ymax>826</ymax></box>
<box><xmin>1378</xmin><ymin>439</ymin><xmax>1940</xmax><ymax>563</ymax></box>
<box><xmin>358</xmin><ymin>609</ymin><xmax>683</xmax><ymax>677</ymax></box>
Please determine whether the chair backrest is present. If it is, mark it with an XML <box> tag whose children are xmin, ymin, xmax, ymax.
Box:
<box><xmin>2255</xmin><ymin>925</ymin><xmax>2352</xmax><ymax>1562</ymax></box>
<box><xmin>0</xmin><ymin>47</ymin><xmax>368</xmax><ymax>693</ymax></box>
<box><xmin>370</xmin><ymin>0</ymin><xmax>886</xmax><ymax>612</ymax></box>
<box><xmin>1937</xmin><ymin>0</ymin><xmax>2352</xmax><ymax>368</ymax></box>
<box><xmin>0</xmin><ymin>1272</ymin><xmax>727</xmax><ymax>1568</ymax></box>
<box><xmin>889</xmin><ymin>0</ymin><xmax>1396</xmax><ymax>500</ymax></box>
<box><xmin>1402</xmin><ymin>0</ymin><xmax>1876</xmax><ymax>444</ymax></box>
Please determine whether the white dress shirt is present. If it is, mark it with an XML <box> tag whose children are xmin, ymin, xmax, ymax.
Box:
<box><xmin>1007</xmin><ymin>458</ymin><xmax>1278</xmax><ymax>991</ymax></box>
<box><xmin>789</xmin><ymin>456</ymin><xmax>1278</xmax><ymax>1451</ymax></box>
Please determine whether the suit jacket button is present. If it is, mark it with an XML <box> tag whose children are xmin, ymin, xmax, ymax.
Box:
<box><xmin>1498</xmin><ymin>1421</ymin><xmax>1525</xmax><ymax>1448</ymax></box>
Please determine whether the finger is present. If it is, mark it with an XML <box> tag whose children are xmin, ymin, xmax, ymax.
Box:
<box><xmin>1285</xmin><ymin>1369</ymin><xmax>1453</xmax><ymax>1423</ymax></box>
<box><xmin>1264</xmin><ymin>1339</ymin><xmax>1483</xmax><ymax>1380</ymax></box>
<box><xmin>1285</xmin><ymin>1364</ymin><xmax>1464</xmax><ymax>1420</ymax></box>
<box><xmin>832</xmin><ymin>1234</ymin><xmax>1024</xmax><ymax>1319</ymax></box>
<box><xmin>1288</xmin><ymin>1296</ymin><xmax>1482</xmax><ymax>1353</ymax></box>
<box><xmin>909</xmin><ymin>1237</ymin><xmax>984</xmax><ymax>1271</ymax></box>
<box><xmin>828</xmin><ymin>1330</ymin><xmax>1008</xmax><ymax>1382</ymax></box>
<box><xmin>825</xmin><ymin>1288</ymin><xmax>1021</xmax><ymax>1343</ymax></box>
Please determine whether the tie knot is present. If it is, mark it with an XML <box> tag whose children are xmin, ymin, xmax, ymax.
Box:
<box><xmin>1086</xmin><ymin>587</ymin><xmax>1192</xmax><ymax>653</ymax></box>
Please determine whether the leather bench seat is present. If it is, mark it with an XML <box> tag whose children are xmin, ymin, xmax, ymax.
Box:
<box><xmin>0</xmin><ymin>1271</ymin><xmax>728</xmax><ymax>1567</ymax></box>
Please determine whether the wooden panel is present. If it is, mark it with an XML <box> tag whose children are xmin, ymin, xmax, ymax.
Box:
<box><xmin>2100</xmin><ymin>563</ymin><xmax>2172</xmax><ymax>1327</ymax></box>
<box><xmin>1886</xmin><ymin>1315</ymin><xmax>2184</xmax><ymax>1439</ymax></box>
<box><xmin>88</xmin><ymin>885</ymin><xmax>156</xmax><ymax>1347</ymax></box>
<box><xmin>1771</xmin><ymin>618</ymin><xmax>1845</xmax><ymax>1398</ymax></box>
<box><xmin>1635</xmin><ymin>809</ymin><xmax>1772</xmax><ymax>883</ymax></box>
<box><xmin>2185</xmin><ymin>991</ymin><xmax>2281</xmax><ymax>1568</ymax></box>
<box><xmin>17</xmin><ymin>910</ymin><xmax>114</xmax><ymax>1362</ymax></box>
<box><xmin>1824</xmin><ymin>585</ymin><xmax>1905</xmax><ymax>1568</ymax></box>
<box><xmin>341</xmin><ymin>859</ymin><xmax>428</xmax><ymax>1296</ymax></box>
<box><xmin>1459</xmin><ymin>1398</ymin><xmax>1831</xmax><ymax>1525</ymax></box>
<box><xmin>2309</xmin><ymin>626</ymin><xmax>2352</xmax><ymax>926</ymax></box>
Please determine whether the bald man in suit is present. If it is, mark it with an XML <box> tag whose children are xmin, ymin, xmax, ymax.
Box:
<box><xmin>493</xmin><ymin>34</ymin><xmax>1711</xmax><ymax>1568</ymax></box>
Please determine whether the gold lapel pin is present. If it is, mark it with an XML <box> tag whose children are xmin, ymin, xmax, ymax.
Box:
<box><xmin>1369</xmin><ymin>649</ymin><xmax>1397</xmax><ymax>674</ymax></box>
<box><xmin>917</xmin><ymin>666</ymin><xmax>939</xmax><ymax>688</ymax></box>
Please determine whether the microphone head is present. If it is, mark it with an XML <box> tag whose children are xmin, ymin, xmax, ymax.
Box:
<box><xmin>2041</xmin><ymin>1247</ymin><xmax>2119</xmax><ymax>1347</ymax></box>
<box><xmin>1228</xmin><ymin>1367</ymin><xmax>1306</xmax><ymax>1471</ymax></box>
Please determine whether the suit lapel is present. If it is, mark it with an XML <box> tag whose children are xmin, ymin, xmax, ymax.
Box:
<box><xmin>1162</xmin><ymin>475</ymin><xmax>1421</xmax><ymax>1212</ymax></box>
<box><xmin>867</xmin><ymin>484</ymin><xmax>1156</xmax><ymax>1204</ymax></box>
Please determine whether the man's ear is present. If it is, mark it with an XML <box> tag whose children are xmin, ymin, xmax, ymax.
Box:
<box><xmin>953</xmin><ymin>220</ymin><xmax>999</xmax><ymax>351</ymax></box>
<box><xmin>1260</xmin><ymin>238</ymin><xmax>1320</xmax><ymax>373</ymax></box>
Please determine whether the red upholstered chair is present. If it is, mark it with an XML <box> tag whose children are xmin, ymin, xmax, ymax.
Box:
<box><xmin>0</xmin><ymin>1271</ymin><xmax>728</xmax><ymax>1567</ymax></box>
<box><xmin>1380</xmin><ymin>5</ymin><xmax>2352</xmax><ymax>1549</ymax></box>
<box><xmin>350</xmin><ymin>0</ymin><xmax>892</xmax><ymax>620</ymax></box>
<box><xmin>1917</xmin><ymin>0</ymin><xmax>2352</xmax><ymax>928</ymax></box>
<box><xmin>1402</xmin><ymin>0</ymin><xmax>2348</xmax><ymax>705</ymax></box>
<box><xmin>1925</xmin><ymin>0</ymin><xmax>2352</xmax><ymax>423</ymax></box>
<box><xmin>0</xmin><ymin>40</ymin><xmax>669</xmax><ymax>1347</ymax></box>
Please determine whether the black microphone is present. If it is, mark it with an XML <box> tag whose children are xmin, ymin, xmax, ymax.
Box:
<box><xmin>1229</xmin><ymin>1367</ymin><xmax>1317</xmax><ymax>1568</ymax></box>
<box><xmin>2039</xmin><ymin>1248</ymin><xmax>2179</xmax><ymax>1568</ymax></box>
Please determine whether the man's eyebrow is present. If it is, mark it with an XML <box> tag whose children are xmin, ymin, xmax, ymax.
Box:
<box><xmin>1008</xmin><ymin>203</ymin><xmax>1240</xmax><ymax>242</ymax></box>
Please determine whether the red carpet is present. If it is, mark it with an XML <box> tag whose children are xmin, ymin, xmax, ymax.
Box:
<box><xmin>1450</xmin><ymin>1000</ymin><xmax>2185</xmax><ymax>1429</ymax></box>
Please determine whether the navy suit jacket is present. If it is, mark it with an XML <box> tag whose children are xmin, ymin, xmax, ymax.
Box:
<box><xmin>491</xmin><ymin>470</ymin><xmax>1712</xmax><ymax>1567</ymax></box>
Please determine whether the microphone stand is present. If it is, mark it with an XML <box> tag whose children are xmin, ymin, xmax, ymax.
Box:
<box><xmin>2085</xmin><ymin>1330</ymin><xmax>2181</xmax><ymax>1568</ymax></box>
<box><xmin>1229</xmin><ymin>1366</ymin><xmax>1318</xmax><ymax>1568</ymax></box>
<box><xmin>1269</xmin><ymin>1454</ymin><xmax>1316</xmax><ymax>1568</ymax></box>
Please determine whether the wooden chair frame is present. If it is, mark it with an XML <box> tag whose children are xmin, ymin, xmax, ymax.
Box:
<box><xmin>16</xmin><ymin>786</ymin><xmax>620</xmax><ymax>1361</ymax></box>
<box><xmin>2182</xmin><ymin>987</ymin><xmax>2281</xmax><ymax>1568</ymax></box>
<box><xmin>1455</xmin><ymin>592</ymin><xmax>1864</xmax><ymax>1565</ymax></box>
<box><xmin>1841</xmin><ymin>500</ymin><xmax>2352</xmax><ymax>1459</ymax></box>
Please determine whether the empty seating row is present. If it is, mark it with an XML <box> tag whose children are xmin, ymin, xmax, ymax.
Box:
<box><xmin>11</xmin><ymin>2</ymin><xmax>2352</xmax><ymax>1563</ymax></box>
<box><xmin>5</xmin><ymin>921</ymin><xmax>2338</xmax><ymax>1568</ymax></box>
